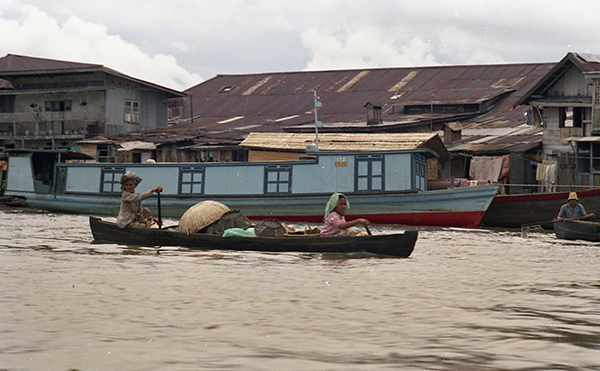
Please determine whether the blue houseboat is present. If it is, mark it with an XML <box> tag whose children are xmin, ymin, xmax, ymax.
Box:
<box><xmin>4</xmin><ymin>148</ymin><xmax>498</xmax><ymax>228</ymax></box>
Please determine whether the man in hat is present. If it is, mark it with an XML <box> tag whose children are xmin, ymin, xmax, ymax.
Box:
<box><xmin>116</xmin><ymin>171</ymin><xmax>163</xmax><ymax>228</ymax></box>
<box><xmin>556</xmin><ymin>192</ymin><xmax>595</xmax><ymax>221</ymax></box>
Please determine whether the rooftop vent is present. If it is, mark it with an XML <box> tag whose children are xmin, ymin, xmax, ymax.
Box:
<box><xmin>364</xmin><ymin>102</ymin><xmax>383</xmax><ymax>125</ymax></box>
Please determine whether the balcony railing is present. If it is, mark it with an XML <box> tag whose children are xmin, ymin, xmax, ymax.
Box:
<box><xmin>0</xmin><ymin>110</ymin><xmax>106</xmax><ymax>136</ymax></box>
<box><xmin>0</xmin><ymin>110</ymin><xmax>105</xmax><ymax>124</ymax></box>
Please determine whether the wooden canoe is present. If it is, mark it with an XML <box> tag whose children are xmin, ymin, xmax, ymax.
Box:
<box><xmin>89</xmin><ymin>217</ymin><xmax>418</xmax><ymax>257</ymax></box>
<box><xmin>553</xmin><ymin>219</ymin><xmax>600</xmax><ymax>242</ymax></box>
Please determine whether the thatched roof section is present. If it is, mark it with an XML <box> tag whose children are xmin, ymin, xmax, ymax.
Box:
<box><xmin>240</xmin><ymin>132</ymin><xmax>450</xmax><ymax>159</ymax></box>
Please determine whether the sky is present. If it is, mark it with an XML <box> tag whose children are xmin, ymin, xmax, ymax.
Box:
<box><xmin>2</xmin><ymin>0</ymin><xmax>600</xmax><ymax>91</ymax></box>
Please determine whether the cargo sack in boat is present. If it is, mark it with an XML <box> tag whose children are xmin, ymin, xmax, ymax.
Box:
<box><xmin>204</xmin><ymin>210</ymin><xmax>253</xmax><ymax>235</ymax></box>
<box><xmin>178</xmin><ymin>200</ymin><xmax>230</xmax><ymax>234</ymax></box>
<box><xmin>222</xmin><ymin>227</ymin><xmax>256</xmax><ymax>238</ymax></box>
<box><xmin>254</xmin><ymin>219</ymin><xmax>287</xmax><ymax>237</ymax></box>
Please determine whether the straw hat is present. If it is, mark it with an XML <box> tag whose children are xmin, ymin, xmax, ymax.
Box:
<box><xmin>178</xmin><ymin>200</ymin><xmax>230</xmax><ymax>234</ymax></box>
<box><xmin>568</xmin><ymin>192</ymin><xmax>579</xmax><ymax>201</ymax></box>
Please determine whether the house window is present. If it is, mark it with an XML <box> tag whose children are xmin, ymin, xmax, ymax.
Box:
<box><xmin>356</xmin><ymin>155</ymin><xmax>384</xmax><ymax>192</ymax></box>
<box><xmin>559</xmin><ymin>107</ymin><xmax>583</xmax><ymax>128</ymax></box>
<box><xmin>265</xmin><ymin>165</ymin><xmax>291</xmax><ymax>194</ymax></box>
<box><xmin>414</xmin><ymin>156</ymin><xmax>427</xmax><ymax>191</ymax></box>
<box><xmin>101</xmin><ymin>167</ymin><xmax>125</xmax><ymax>193</ymax></box>
<box><xmin>179</xmin><ymin>167</ymin><xmax>205</xmax><ymax>194</ymax></box>
<box><xmin>44</xmin><ymin>100</ymin><xmax>72</xmax><ymax>112</ymax></box>
<box><xmin>97</xmin><ymin>144</ymin><xmax>112</xmax><ymax>163</ymax></box>
<box><xmin>125</xmin><ymin>100</ymin><xmax>140</xmax><ymax>123</ymax></box>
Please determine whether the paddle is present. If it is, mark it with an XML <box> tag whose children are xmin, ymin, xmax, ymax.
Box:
<box><xmin>156</xmin><ymin>189</ymin><xmax>163</xmax><ymax>229</ymax></box>
<box><xmin>520</xmin><ymin>214</ymin><xmax>593</xmax><ymax>238</ymax></box>
<box><xmin>365</xmin><ymin>224</ymin><xmax>372</xmax><ymax>236</ymax></box>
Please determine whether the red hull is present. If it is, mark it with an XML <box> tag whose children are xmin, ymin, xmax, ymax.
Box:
<box><xmin>482</xmin><ymin>188</ymin><xmax>600</xmax><ymax>228</ymax></box>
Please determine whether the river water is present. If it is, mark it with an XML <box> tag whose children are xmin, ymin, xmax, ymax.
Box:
<box><xmin>1</xmin><ymin>207</ymin><xmax>600</xmax><ymax>371</ymax></box>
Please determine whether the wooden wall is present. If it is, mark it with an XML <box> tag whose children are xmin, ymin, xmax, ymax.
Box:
<box><xmin>248</xmin><ymin>150</ymin><xmax>305</xmax><ymax>162</ymax></box>
<box><xmin>547</xmin><ymin>65</ymin><xmax>593</xmax><ymax>97</ymax></box>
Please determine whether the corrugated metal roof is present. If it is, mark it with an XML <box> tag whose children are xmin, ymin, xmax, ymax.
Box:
<box><xmin>0</xmin><ymin>54</ymin><xmax>186</xmax><ymax>97</ymax></box>
<box><xmin>140</xmin><ymin>60</ymin><xmax>557</xmax><ymax>155</ymax></box>
<box><xmin>447</xmin><ymin>127</ymin><xmax>543</xmax><ymax>154</ymax></box>
<box><xmin>180</xmin><ymin>62</ymin><xmax>552</xmax><ymax>139</ymax></box>
<box><xmin>0</xmin><ymin>54</ymin><xmax>101</xmax><ymax>72</ymax></box>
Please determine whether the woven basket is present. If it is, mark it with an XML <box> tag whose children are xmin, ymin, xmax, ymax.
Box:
<box><xmin>205</xmin><ymin>210</ymin><xmax>253</xmax><ymax>235</ymax></box>
<box><xmin>179</xmin><ymin>200</ymin><xmax>230</xmax><ymax>234</ymax></box>
<box><xmin>254</xmin><ymin>219</ymin><xmax>287</xmax><ymax>237</ymax></box>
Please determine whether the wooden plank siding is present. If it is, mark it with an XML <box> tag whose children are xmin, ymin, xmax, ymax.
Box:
<box><xmin>547</xmin><ymin>65</ymin><xmax>593</xmax><ymax>97</ymax></box>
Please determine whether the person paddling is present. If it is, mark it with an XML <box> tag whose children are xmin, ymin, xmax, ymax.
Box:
<box><xmin>556</xmin><ymin>192</ymin><xmax>595</xmax><ymax>222</ymax></box>
<box><xmin>116</xmin><ymin>171</ymin><xmax>163</xmax><ymax>229</ymax></box>
<box><xmin>320</xmin><ymin>192</ymin><xmax>370</xmax><ymax>236</ymax></box>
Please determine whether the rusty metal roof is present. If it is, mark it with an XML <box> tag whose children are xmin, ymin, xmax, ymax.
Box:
<box><xmin>446</xmin><ymin>126</ymin><xmax>543</xmax><ymax>154</ymax></box>
<box><xmin>0</xmin><ymin>54</ymin><xmax>186</xmax><ymax>97</ymax></box>
<box><xmin>83</xmin><ymin>58</ymin><xmax>562</xmax><ymax>155</ymax></box>
<box><xmin>158</xmin><ymin>61</ymin><xmax>553</xmax><ymax>154</ymax></box>
<box><xmin>0</xmin><ymin>54</ymin><xmax>101</xmax><ymax>73</ymax></box>
<box><xmin>181</xmin><ymin>62</ymin><xmax>552</xmax><ymax>138</ymax></box>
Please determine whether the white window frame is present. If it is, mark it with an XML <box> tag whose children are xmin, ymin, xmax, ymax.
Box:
<box><xmin>125</xmin><ymin>100</ymin><xmax>140</xmax><ymax>123</ymax></box>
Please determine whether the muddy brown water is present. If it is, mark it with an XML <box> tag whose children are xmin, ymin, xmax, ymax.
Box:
<box><xmin>1</xmin><ymin>208</ymin><xmax>599</xmax><ymax>370</ymax></box>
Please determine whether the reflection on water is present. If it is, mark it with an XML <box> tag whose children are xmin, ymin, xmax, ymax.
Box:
<box><xmin>1</xmin><ymin>208</ymin><xmax>600</xmax><ymax>370</ymax></box>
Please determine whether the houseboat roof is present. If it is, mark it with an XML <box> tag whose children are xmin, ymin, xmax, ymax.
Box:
<box><xmin>240</xmin><ymin>132</ymin><xmax>449</xmax><ymax>159</ymax></box>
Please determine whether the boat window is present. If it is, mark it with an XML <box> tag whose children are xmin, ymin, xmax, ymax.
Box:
<box><xmin>355</xmin><ymin>155</ymin><xmax>384</xmax><ymax>192</ymax></box>
<box><xmin>414</xmin><ymin>156</ymin><xmax>427</xmax><ymax>191</ymax></box>
<box><xmin>265</xmin><ymin>165</ymin><xmax>292</xmax><ymax>194</ymax></box>
<box><xmin>101</xmin><ymin>167</ymin><xmax>125</xmax><ymax>193</ymax></box>
<box><xmin>32</xmin><ymin>153</ymin><xmax>55</xmax><ymax>194</ymax></box>
<box><xmin>179</xmin><ymin>167</ymin><xmax>205</xmax><ymax>195</ymax></box>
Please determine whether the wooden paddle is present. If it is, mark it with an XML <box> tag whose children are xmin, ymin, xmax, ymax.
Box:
<box><xmin>156</xmin><ymin>189</ymin><xmax>163</xmax><ymax>229</ymax></box>
<box><xmin>520</xmin><ymin>214</ymin><xmax>593</xmax><ymax>238</ymax></box>
<box><xmin>365</xmin><ymin>224</ymin><xmax>372</xmax><ymax>236</ymax></box>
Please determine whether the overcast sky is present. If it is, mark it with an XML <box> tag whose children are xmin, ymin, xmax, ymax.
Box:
<box><xmin>2</xmin><ymin>0</ymin><xmax>600</xmax><ymax>91</ymax></box>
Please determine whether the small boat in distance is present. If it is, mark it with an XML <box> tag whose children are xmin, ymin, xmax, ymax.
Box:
<box><xmin>482</xmin><ymin>188</ymin><xmax>600</xmax><ymax>228</ymax></box>
<box><xmin>89</xmin><ymin>217</ymin><xmax>418</xmax><ymax>257</ymax></box>
<box><xmin>553</xmin><ymin>219</ymin><xmax>600</xmax><ymax>242</ymax></box>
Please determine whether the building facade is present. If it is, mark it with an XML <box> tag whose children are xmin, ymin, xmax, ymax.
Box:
<box><xmin>0</xmin><ymin>54</ymin><xmax>185</xmax><ymax>157</ymax></box>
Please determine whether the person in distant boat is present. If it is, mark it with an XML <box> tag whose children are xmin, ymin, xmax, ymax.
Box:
<box><xmin>320</xmin><ymin>192</ymin><xmax>370</xmax><ymax>236</ymax></box>
<box><xmin>116</xmin><ymin>171</ymin><xmax>163</xmax><ymax>229</ymax></box>
<box><xmin>556</xmin><ymin>192</ymin><xmax>595</xmax><ymax>222</ymax></box>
